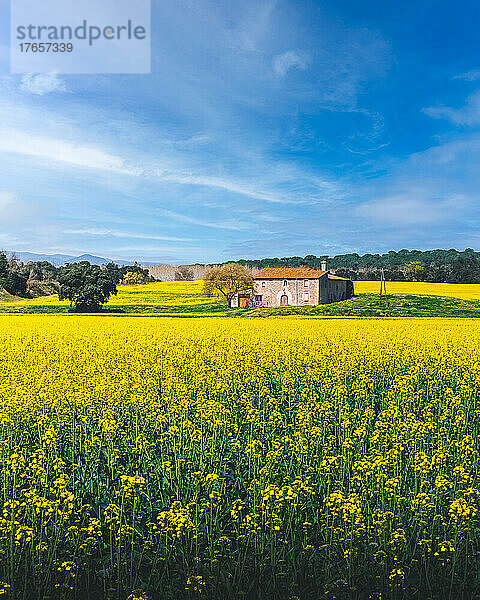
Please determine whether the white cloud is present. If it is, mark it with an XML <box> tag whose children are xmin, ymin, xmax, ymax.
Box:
<box><xmin>20</xmin><ymin>72</ymin><xmax>66</xmax><ymax>96</ymax></box>
<box><xmin>108</xmin><ymin>245</ymin><xmax>205</xmax><ymax>256</ymax></box>
<box><xmin>273</xmin><ymin>50</ymin><xmax>309</xmax><ymax>77</ymax></box>
<box><xmin>64</xmin><ymin>228</ymin><xmax>194</xmax><ymax>242</ymax></box>
<box><xmin>0</xmin><ymin>191</ymin><xmax>16</xmax><ymax>211</ymax></box>
<box><xmin>0</xmin><ymin>129</ymin><xmax>127</xmax><ymax>172</ymax></box>
<box><xmin>155</xmin><ymin>171</ymin><xmax>313</xmax><ymax>204</ymax></box>
<box><xmin>355</xmin><ymin>192</ymin><xmax>468</xmax><ymax>226</ymax></box>
<box><xmin>452</xmin><ymin>70</ymin><xmax>480</xmax><ymax>81</ymax></box>
<box><xmin>423</xmin><ymin>90</ymin><xmax>480</xmax><ymax>126</ymax></box>
<box><xmin>0</xmin><ymin>233</ymin><xmax>21</xmax><ymax>247</ymax></box>
<box><xmin>228</xmin><ymin>0</ymin><xmax>278</xmax><ymax>52</ymax></box>
<box><xmin>172</xmin><ymin>134</ymin><xmax>212</xmax><ymax>148</ymax></box>
<box><xmin>159</xmin><ymin>208</ymin><xmax>249</xmax><ymax>231</ymax></box>
<box><xmin>0</xmin><ymin>128</ymin><xmax>338</xmax><ymax>205</ymax></box>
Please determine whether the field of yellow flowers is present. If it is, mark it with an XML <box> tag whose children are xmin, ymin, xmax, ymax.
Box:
<box><xmin>0</xmin><ymin>281</ymin><xmax>225</xmax><ymax>315</ymax></box>
<box><xmin>354</xmin><ymin>281</ymin><xmax>480</xmax><ymax>300</ymax></box>
<box><xmin>1</xmin><ymin>315</ymin><xmax>480</xmax><ymax>599</ymax></box>
<box><xmin>3</xmin><ymin>280</ymin><xmax>480</xmax><ymax>313</ymax></box>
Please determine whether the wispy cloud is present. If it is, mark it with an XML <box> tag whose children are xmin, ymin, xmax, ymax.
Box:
<box><xmin>0</xmin><ymin>191</ymin><xmax>26</xmax><ymax>224</ymax></box>
<box><xmin>0</xmin><ymin>191</ymin><xmax>15</xmax><ymax>211</ymax></box>
<box><xmin>106</xmin><ymin>245</ymin><xmax>202</xmax><ymax>255</ymax></box>
<box><xmin>423</xmin><ymin>89</ymin><xmax>480</xmax><ymax>126</ymax></box>
<box><xmin>153</xmin><ymin>171</ymin><xmax>333</xmax><ymax>204</ymax></box>
<box><xmin>273</xmin><ymin>50</ymin><xmax>309</xmax><ymax>77</ymax></box>
<box><xmin>227</xmin><ymin>0</ymin><xmax>278</xmax><ymax>52</ymax></box>
<box><xmin>158</xmin><ymin>208</ymin><xmax>249</xmax><ymax>231</ymax></box>
<box><xmin>0</xmin><ymin>129</ymin><xmax>126</xmax><ymax>171</ymax></box>
<box><xmin>20</xmin><ymin>72</ymin><xmax>66</xmax><ymax>96</ymax></box>
<box><xmin>354</xmin><ymin>191</ymin><xmax>469</xmax><ymax>226</ymax></box>
<box><xmin>0</xmin><ymin>232</ymin><xmax>21</xmax><ymax>247</ymax></box>
<box><xmin>452</xmin><ymin>70</ymin><xmax>480</xmax><ymax>81</ymax></box>
<box><xmin>0</xmin><ymin>126</ymin><xmax>340</xmax><ymax>206</ymax></box>
<box><xmin>64</xmin><ymin>228</ymin><xmax>194</xmax><ymax>242</ymax></box>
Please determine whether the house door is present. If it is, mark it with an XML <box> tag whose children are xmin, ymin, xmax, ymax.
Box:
<box><xmin>239</xmin><ymin>297</ymin><xmax>251</xmax><ymax>308</ymax></box>
<box><xmin>280</xmin><ymin>294</ymin><xmax>289</xmax><ymax>306</ymax></box>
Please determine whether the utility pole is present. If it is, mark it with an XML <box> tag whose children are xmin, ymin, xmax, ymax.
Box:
<box><xmin>379</xmin><ymin>268</ymin><xmax>387</xmax><ymax>302</ymax></box>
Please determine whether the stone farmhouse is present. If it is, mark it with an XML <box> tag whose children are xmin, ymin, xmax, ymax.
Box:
<box><xmin>231</xmin><ymin>264</ymin><xmax>354</xmax><ymax>308</ymax></box>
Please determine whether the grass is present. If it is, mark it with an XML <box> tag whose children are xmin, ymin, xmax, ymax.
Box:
<box><xmin>0</xmin><ymin>292</ymin><xmax>22</xmax><ymax>302</ymax></box>
<box><xmin>240</xmin><ymin>293</ymin><xmax>480</xmax><ymax>318</ymax></box>
<box><xmin>0</xmin><ymin>286</ymin><xmax>26</xmax><ymax>302</ymax></box>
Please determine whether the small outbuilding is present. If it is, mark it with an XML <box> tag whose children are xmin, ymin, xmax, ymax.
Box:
<box><xmin>231</xmin><ymin>265</ymin><xmax>354</xmax><ymax>308</ymax></box>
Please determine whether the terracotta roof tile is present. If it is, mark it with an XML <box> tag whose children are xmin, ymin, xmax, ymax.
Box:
<box><xmin>254</xmin><ymin>267</ymin><xmax>328</xmax><ymax>279</ymax></box>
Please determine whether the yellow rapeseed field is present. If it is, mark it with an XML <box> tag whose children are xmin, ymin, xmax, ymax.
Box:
<box><xmin>0</xmin><ymin>315</ymin><xmax>480</xmax><ymax>599</ymax></box>
<box><xmin>3</xmin><ymin>280</ymin><xmax>480</xmax><ymax>314</ymax></box>
<box><xmin>355</xmin><ymin>280</ymin><xmax>480</xmax><ymax>300</ymax></box>
<box><xmin>1</xmin><ymin>281</ymin><xmax>219</xmax><ymax>309</ymax></box>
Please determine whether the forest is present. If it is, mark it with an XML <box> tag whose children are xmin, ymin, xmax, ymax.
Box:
<box><xmin>235</xmin><ymin>248</ymin><xmax>480</xmax><ymax>283</ymax></box>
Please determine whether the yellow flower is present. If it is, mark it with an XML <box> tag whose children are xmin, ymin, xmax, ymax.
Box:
<box><xmin>126</xmin><ymin>591</ymin><xmax>150</xmax><ymax>600</ymax></box>
<box><xmin>185</xmin><ymin>575</ymin><xmax>205</xmax><ymax>593</ymax></box>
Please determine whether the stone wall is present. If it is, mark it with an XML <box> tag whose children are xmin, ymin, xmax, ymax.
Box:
<box><xmin>144</xmin><ymin>264</ymin><xmax>214</xmax><ymax>281</ymax></box>
<box><xmin>144</xmin><ymin>264</ymin><xmax>263</xmax><ymax>282</ymax></box>
<box><xmin>325</xmin><ymin>278</ymin><xmax>350</xmax><ymax>304</ymax></box>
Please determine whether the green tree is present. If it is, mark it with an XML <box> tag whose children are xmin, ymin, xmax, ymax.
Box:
<box><xmin>58</xmin><ymin>261</ymin><xmax>117</xmax><ymax>312</ymax></box>
<box><xmin>0</xmin><ymin>251</ymin><xmax>28</xmax><ymax>295</ymax></box>
<box><xmin>0</xmin><ymin>252</ymin><xmax>8</xmax><ymax>279</ymax></box>
<box><xmin>118</xmin><ymin>264</ymin><xmax>150</xmax><ymax>280</ymax></box>
<box><xmin>204</xmin><ymin>263</ymin><xmax>253</xmax><ymax>308</ymax></box>
<box><xmin>405</xmin><ymin>261</ymin><xmax>424</xmax><ymax>281</ymax></box>
<box><xmin>104</xmin><ymin>261</ymin><xmax>121</xmax><ymax>284</ymax></box>
<box><xmin>22</xmin><ymin>261</ymin><xmax>58</xmax><ymax>281</ymax></box>
<box><xmin>3</xmin><ymin>272</ymin><xmax>27</xmax><ymax>296</ymax></box>
<box><xmin>122</xmin><ymin>271</ymin><xmax>149</xmax><ymax>285</ymax></box>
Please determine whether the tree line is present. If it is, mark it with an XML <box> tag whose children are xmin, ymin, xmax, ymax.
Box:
<box><xmin>0</xmin><ymin>252</ymin><xmax>152</xmax><ymax>310</ymax></box>
<box><xmin>234</xmin><ymin>248</ymin><xmax>480</xmax><ymax>283</ymax></box>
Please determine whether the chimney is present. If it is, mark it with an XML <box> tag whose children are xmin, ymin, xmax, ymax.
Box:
<box><xmin>321</xmin><ymin>260</ymin><xmax>327</xmax><ymax>271</ymax></box>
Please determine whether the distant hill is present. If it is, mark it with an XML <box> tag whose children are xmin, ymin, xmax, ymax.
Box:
<box><xmin>6</xmin><ymin>251</ymin><xmax>131</xmax><ymax>267</ymax></box>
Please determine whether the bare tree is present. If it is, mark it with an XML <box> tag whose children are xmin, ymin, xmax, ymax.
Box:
<box><xmin>203</xmin><ymin>263</ymin><xmax>253</xmax><ymax>308</ymax></box>
<box><xmin>7</xmin><ymin>252</ymin><xmax>21</xmax><ymax>273</ymax></box>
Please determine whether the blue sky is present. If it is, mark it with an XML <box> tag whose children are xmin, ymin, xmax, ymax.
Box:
<box><xmin>1</xmin><ymin>0</ymin><xmax>480</xmax><ymax>263</ymax></box>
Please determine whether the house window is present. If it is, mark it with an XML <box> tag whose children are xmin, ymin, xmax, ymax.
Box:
<box><xmin>283</xmin><ymin>280</ymin><xmax>288</xmax><ymax>287</ymax></box>
<box><xmin>261</xmin><ymin>281</ymin><xmax>266</xmax><ymax>287</ymax></box>
<box><xmin>255</xmin><ymin>295</ymin><xmax>263</xmax><ymax>302</ymax></box>
<box><xmin>302</xmin><ymin>292</ymin><xmax>309</xmax><ymax>301</ymax></box>
<box><xmin>304</xmin><ymin>280</ymin><xmax>310</xmax><ymax>287</ymax></box>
